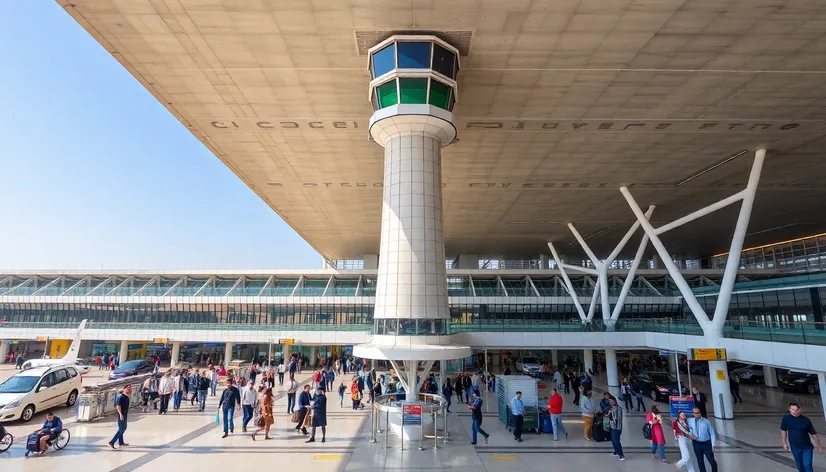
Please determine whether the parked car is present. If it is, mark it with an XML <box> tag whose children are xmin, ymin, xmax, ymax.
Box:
<box><xmin>109</xmin><ymin>358</ymin><xmax>156</xmax><ymax>380</ymax></box>
<box><xmin>0</xmin><ymin>365</ymin><xmax>81</xmax><ymax>422</ymax></box>
<box><xmin>631</xmin><ymin>372</ymin><xmax>688</xmax><ymax>402</ymax></box>
<box><xmin>515</xmin><ymin>356</ymin><xmax>542</xmax><ymax>377</ymax></box>
<box><xmin>732</xmin><ymin>364</ymin><xmax>765</xmax><ymax>384</ymax></box>
<box><xmin>779</xmin><ymin>372</ymin><xmax>820</xmax><ymax>395</ymax></box>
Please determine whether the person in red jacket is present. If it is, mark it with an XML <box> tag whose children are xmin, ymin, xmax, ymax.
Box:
<box><xmin>547</xmin><ymin>388</ymin><xmax>567</xmax><ymax>441</ymax></box>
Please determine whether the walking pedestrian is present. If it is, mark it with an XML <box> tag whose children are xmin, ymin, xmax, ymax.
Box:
<box><xmin>295</xmin><ymin>385</ymin><xmax>311</xmax><ymax>435</ymax></box>
<box><xmin>608</xmin><ymin>395</ymin><xmax>626</xmax><ymax>460</ymax></box>
<box><xmin>621</xmin><ymin>378</ymin><xmax>634</xmax><ymax>411</ymax></box>
<box><xmin>218</xmin><ymin>378</ymin><xmax>241</xmax><ymax>438</ymax></box>
<box><xmin>442</xmin><ymin>378</ymin><xmax>454</xmax><ymax>413</ymax></box>
<box><xmin>351</xmin><ymin>378</ymin><xmax>362</xmax><ymax>410</ymax></box>
<box><xmin>580</xmin><ymin>389</ymin><xmax>594</xmax><ymax>441</ymax></box>
<box><xmin>646</xmin><ymin>405</ymin><xmax>667</xmax><ymax>463</ymax></box>
<box><xmin>286</xmin><ymin>375</ymin><xmax>299</xmax><ymax>414</ymax></box>
<box><xmin>338</xmin><ymin>382</ymin><xmax>346</xmax><ymax>407</ymax></box>
<box><xmin>306</xmin><ymin>386</ymin><xmax>327</xmax><ymax>443</ymax></box>
<box><xmin>251</xmin><ymin>387</ymin><xmax>274</xmax><ymax>441</ymax></box>
<box><xmin>326</xmin><ymin>367</ymin><xmax>335</xmax><ymax>392</ymax></box>
<box><xmin>108</xmin><ymin>385</ymin><xmax>132</xmax><ymax>450</ymax></box>
<box><xmin>547</xmin><ymin>388</ymin><xmax>567</xmax><ymax>441</ymax></box>
<box><xmin>781</xmin><ymin>402</ymin><xmax>824</xmax><ymax>472</ymax></box>
<box><xmin>158</xmin><ymin>370</ymin><xmax>174</xmax><ymax>415</ymax></box>
<box><xmin>572</xmin><ymin>375</ymin><xmax>581</xmax><ymax>405</ymax></box>
<box><xmin>688</xmin><ymin>407</ymin><xmax>718</xmax><ymax>472</ymax></box>
<box><xmin>510</xmin><ymin>391</ymin><xmax>525</xmax><ymax>442</ymax></box>
<box><xmin>241</xmin><ymin>380</ymin><xmax>257</xmax><ymax>432</ymax></box>
<box><xmin>673</xmin><ymin>411</ymin><xmax>697</xmax><ymax>472</ymax></box>
<box><xmin>692</xmin><ymin>386</ymin><xmax>708</xmax><ymax>418</ymax></box>
<box><xmin>210</xmin><ymin>367</ymin><xmax>218</xmax><ymax>397</ymax></box>
<box><xmin>729</xmin><ymin>371</ymin><xmax>743</xmax><ymax>404</ymax></box>
<box><xmin>469</xmin><ymin>390</ymin><xmax>490</xmax><ymax>445</ymax></box>
<box><xmin>171</xmin><ymin>370</ymin><xmax>183</xmax><ymax>411</ymax></box>
<box><xmin>277</xmin><ymin>363</ymin><xmax>285</xmax><ymax>385</ymax></box>
<box><xmin>635</xmin><ymin>384</ymin><xmax>646</xmax><ymax>412</ymax></box>
<box><xmin>197</xmin><ymin>372</ymin><xmax>210</xmax><ymax>411</ymax></box>
<box><xmin>189</xmin><ymin>370</ymin><xmax>200</xmax><ymax>406</ymax></box>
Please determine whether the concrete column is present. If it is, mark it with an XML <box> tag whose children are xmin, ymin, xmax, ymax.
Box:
<box><xmin>605</xmin><ymin>349</ymin><xmax>620</xmax><ymax>397</ymax></box>
<box><xmin>584</xmin><ymin>349</ymin><xmax>594</xmax><ymax>374</ymax></box>
<box><xmin>119</xmin><ymin>340</ymin><xmax>129</xmax><ymax>365</ymax></box>
<box><xmin>539</xmin><ymin>254</ymin><xmax>550</xmax><ymax>269</ymax></box>
<box><xmin>310</xmin><ymin>346</ymin><xmax>318</xmax><ymax>368</ymax></box>
<box><xmin>652</xmin><ymin>255</ymin><xmax>663</xmax><ymax>269</ymax></box>
<box><xmin>668</xmin><ymin>354</ymin><xmax>678</xmax><ymax>374</ymax></box>
<box><xmin>708</xmin><ymin>360</ymin><xmax>734</xmax><ymax>420</ymax></box>
<box><xmin>819</xmin><ymin>373</ymin><xmax>826</xmax><ymax>422</ymax></box>
<box><xmin>224</xmin><ymin>342</ymin><xmax>234</xmax><ymax>366</ymax></box>
<box><xmin>763</xmin><ymin>366</ymin><xmax>778</xmax><ymax>388</ymax></box>
<box><xmin>551</xmin><ymin>350</ymin><xmax>559</xmax><ymax>367</ymax></box>
<box><xmin>455</xmin><ymin>254</ymin><xmax>479</xmax><ymax>270</ymax></box>
<box><xmin>0</xmin><ymin>341</ymin><xmax>9</xmax><ymax>360</ymax></box>
<box><xmin>362</xmin><ymin>254</ymin><xmax>379</xmax><ymax>270</ymax></box>
<box><xmin>282</xmin><ymin>344</ymin><xmax>291</xmax><ymax>364</ymax></box>
<box><xmin>170</xmin><ymin>342</ymin><xmax>181</xmax><ymax>368</ymax></box>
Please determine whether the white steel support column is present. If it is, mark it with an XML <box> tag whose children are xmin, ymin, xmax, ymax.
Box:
<box><xmin>605</xmin><ymin>349</ymin><xmax>620</xmax><ymax>397</ymax></box>
<box><xmin>548</xmin><ymin>242</ymin><xmax>587</xmax><ymax>321</ymax></box>
<box><xmin>119</xmin><ymin>340</ymin><xmax>129</xmax><ymax>365</ymax></box>
<box><xmin>283</xmin><ymin>344</ymin><xmax>291</xmax><ymax>365</ymax></box>
<box><xmin>620</xmin><ymin>149</ymin><xmax>765</xmax><ymax>420</ymax></box>
<box><xmin>763</xmin><ymin>366</ymin><xmax>778</xmax><ymax>388</ymax></box>
<box><xmin>551</xmin><ymin>350</ymin><xmax>559</xmax><ymax>367</ymax></box>
<box><xmin>171</xmin><ymin>342</ymin><xmax>181</xmax><ymax>368</ymax></box>
<box><xmin>584</xmin><ymin>349</ymin><xmax>594</xmax><ymax>375</ymax></box>
<box><xmin>224</xmin><ymin>342</ymin><xmax>234</xmax><ymax>366</ymax></box>
<box><xmin>819</xmin><ymin>373</ymin><xmax>826</xmax><ymax>422</ymax></box>
<box><xmin>0</xmin><ymin>341</ymin><xmax>9</xmax><ymax>360</ymax></box>
<box><xmin>310</xmin><ymin>346</ymin><xmax>318</xmax><ymax>368</ymax></box>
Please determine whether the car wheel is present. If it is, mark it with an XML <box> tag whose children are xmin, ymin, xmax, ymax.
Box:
<box><xmin>808</xmin><ymin>384</ymin><xmax>817</xmax><ymax>395</ymax></box>
<box><xmin>650</xmin><ymin>390</ymin><xmax>658</xmax><ymax>402</ymax></box>
<box><xmin>66</xmin><ymin>389</ymin><xmax>78</xmax><ymax>407</ymax></box>
<box><xmin>21</xmin><ymin>404</ymin><xmax>35</xmax><ymax>422</ymax></box>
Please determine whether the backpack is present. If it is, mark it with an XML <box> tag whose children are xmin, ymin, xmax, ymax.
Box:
<box><xmin>642</xmin><ymin>423</ymin><xmax>652</xmax><ymax>440</ymax></box>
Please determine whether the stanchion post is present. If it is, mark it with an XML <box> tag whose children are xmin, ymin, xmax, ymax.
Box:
<box><xmin>433</xmin><ymin>410</ymin><xmax>439</xmax><ymax>449</ymax></box>
<box><xmin>369</xmin><ymin>403</ymin><xmax>377</xmax><ymax>443</ymax></box>
<box><xmin>385</xmin><ymin>409</ymin><xmax>390</xmax><ymax>449</ymax></box>
<box><xmin>443</xmin><ymin>404</ymin><xmax>448</xmax><ymax>443</ymax></box>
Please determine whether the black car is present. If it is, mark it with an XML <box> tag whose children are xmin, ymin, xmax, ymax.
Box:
<box><xmin>631</xmin><ymin>372</ymin><xmax>688</xmax><ymax>402</ymax></box>
<box><xmin>109</xmin><ymin>358</ymin><xmax>155</xmax><ymax>380</ymax></box>
<box><xmin>779</xmin><ymin>372</ymin><xmax>820</xmax><ymax>395</ymax></box>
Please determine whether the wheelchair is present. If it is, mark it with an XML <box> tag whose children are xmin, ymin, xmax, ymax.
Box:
<box><xmin>0</xmin><ymin>425</ymin><xmax>12</xmax><ymax>453</ymax></box>
<box><xmin>24</xmin><ymin>429</ymin><xmax>71</xmax><ymax>456</ymax></box>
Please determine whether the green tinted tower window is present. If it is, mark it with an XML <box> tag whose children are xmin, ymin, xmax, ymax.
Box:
<box><xmin>429</xmin><ymin>79</ymin><xmax>451</xmax><ymax>110</ymax></box>
<box><xmin>376</xmin><ymin>80</ymin><xmax>398</xmax><ymax>108</ymax></box>
<box><xmin>399</xmin><ymin>78</ymin><xmax>428</xmax><ymax>104</ymax></box>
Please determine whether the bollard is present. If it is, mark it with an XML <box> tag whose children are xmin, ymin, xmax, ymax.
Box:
<box><xmin>433</xmin><ymin>410</ymin><xmax>439</xmax><ymax>449</ymax></box>
<box><xmin>369</xmin><ymin>403</ymin><xmax>377</xmax><ymax>443</ymax></box>
<box><xmin>385</xmin><ymin>409</ymin><xmax>391</xmax><ymax>449</ymax></box>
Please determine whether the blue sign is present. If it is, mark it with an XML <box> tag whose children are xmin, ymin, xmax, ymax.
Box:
<box><xmin>203</xmin><ymin>343</ymin><xmax>225</xmax><ymax>348</ymax></box>
<box><xmin>127</xmin><ymin>344</ymin><xmax>144</xmax><ymax>350</ymax></box>
<box><xmin>659</xmin><ymin>351</ymin><xmax>674</xmax><ymax>356</ymax></box>
<box><xmin>669</xmin><ymin>396</ymin><xmax>695</xmax><ymax>417</ymax></box>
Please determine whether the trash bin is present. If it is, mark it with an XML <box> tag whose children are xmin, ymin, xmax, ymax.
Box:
<box><xmin>76</xmin><ymin>394</ymin><xmax>101</xmax><ymax>422</ymax></box>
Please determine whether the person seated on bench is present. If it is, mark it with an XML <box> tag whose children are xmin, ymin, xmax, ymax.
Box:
<box><xmin>35</xmin><ymin>412</ymin><xmax>63</xmax><ymax>455</ymax></box>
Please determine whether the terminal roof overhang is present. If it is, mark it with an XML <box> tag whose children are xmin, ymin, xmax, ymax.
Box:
<box><xmin>59</xmin><ymin>0</ymin><xmax>826</xmax><ymax>259</ymax></box>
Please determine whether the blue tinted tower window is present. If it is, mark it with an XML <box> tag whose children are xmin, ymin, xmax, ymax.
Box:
<box><xmin>372</xmin><ymin>44</ymin><xmax>396</xmax><ymax>78</ymax></box>
<box><xmin>397</xmin><ymin>42</ymin><xmax>431</xmax><ymax>68</ymax></box>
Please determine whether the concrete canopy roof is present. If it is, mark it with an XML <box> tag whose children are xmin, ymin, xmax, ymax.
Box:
<box><xmin>59</xmin><ymin>0</ymin><xmax>826</xmax><ymax>260</ymax></box>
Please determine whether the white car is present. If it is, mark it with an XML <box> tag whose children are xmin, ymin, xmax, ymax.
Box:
<box><xmin>515</xmin><ymin>356</ymin><xmax>542</xmax><ymax>376</ymax></box>
<box><xmin>22</xmin><ymin>359</ymin><xmax>91</xmax><ymax>375</ymax></box>
<box><xmin>0</xmin><ymin>365</ymin><xmax>82</xmax><ymax>423</ymax></box>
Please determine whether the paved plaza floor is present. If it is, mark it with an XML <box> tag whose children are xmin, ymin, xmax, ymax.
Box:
<box><xmin>1</xmin><ymin>364</ymin><xmax>824</xmax><ymax>471</ymax></box>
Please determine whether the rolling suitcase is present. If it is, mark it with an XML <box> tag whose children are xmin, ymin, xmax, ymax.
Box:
<box><xmin>540</xmin><ymin>415</ymin><xmax>552</xmax><ymax>434</ymax></box>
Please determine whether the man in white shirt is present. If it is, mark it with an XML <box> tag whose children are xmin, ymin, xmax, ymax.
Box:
<box><xmin>158</xmin><ymin>371</ymin><xmax>175</xmax><ymax>415</ymax></box>
<box><xmin>241</xmin><ymin>381</ymin><xmax>257</xmax><ymax>432</ymax></box>
<box><xmin>277</xmin><ymin>363</ymin><xmax>286</xmax><ymax>385</ymax></box>
<box><xmin>553</xmin><ymin>369</ymin><xmax>563</xmax><ymax>391</ymax></box>
<box><xmin>171</xmin><ymin>371</ymin><xmax>183</xmax><ymax>411</ymax></box>
<box><xmin>471</xmin><ymin>372</ymin><xmax>480</xmax><ymax>392</ymax></box>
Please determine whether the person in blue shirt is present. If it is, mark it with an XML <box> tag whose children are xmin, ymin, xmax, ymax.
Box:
<box><xmin>781</xmin><ymin>402</ymin><xmax>824</xmax><ymax>472</ymax></box>
<box><xmin>599</xmin><ymin>392</ymin><xmax>612</xmax><ymax>414</ymax></box>
<box><xmin>35</xmin><ymin>412</ymin><xmax>63</xmax><ymax>455</ymax></box>
<box><xmin>688</xmin><ymin>408</ymin><xmax>718</xmax><ymax>472</ymax></box>
<box><xmin>510</xmin><ymin>391</ymin><xmax>525</xmax><ymax>442</ymax></box>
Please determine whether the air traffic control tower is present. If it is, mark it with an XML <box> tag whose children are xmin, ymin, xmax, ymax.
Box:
<box><xmin>353</xmin><ymin>36</ymin><xmax>471</xmax><ymax>395</ymax></box>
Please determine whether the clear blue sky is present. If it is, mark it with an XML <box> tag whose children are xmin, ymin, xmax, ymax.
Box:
<box><xmin>0</xmin><ymin>3</ymin><xmax>320</xmax><ymax>270</ymax></box>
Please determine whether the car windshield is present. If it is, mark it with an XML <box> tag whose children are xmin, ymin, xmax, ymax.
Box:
<box><xmin>0</xmin><ymin>375</ymin><xmax>39</xmax><ymax>394</ymax></box>
<box><xmin>650</xmin><ymin>374</ymin><xmax>677</xmax><ymax>384</ymax></box>
<box><xmin>521</xmin><ymin>357</ymin><xmax>538</xmax><ymax>364</ymax></box>
<box><xmin>114</xmin><ymin>360</ymin><xmax>142</xmax><ymax>372</ymax></box>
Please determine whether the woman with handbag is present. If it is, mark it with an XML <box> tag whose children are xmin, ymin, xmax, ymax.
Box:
<box><xmin>672</xmin><ymin>410</ymin><xmax>696</xmax><ymax>471</ymax></box>
<box><xmin>251</xmin><ymin>388</ymin><xmax>274</xmax><ymax>441</ymax></box>
<box><xmin>351</xmin><ymin>378</ymin><xmax>362</xmax><ymax>410</ymax></box>
<box><xmin>646</xmin><ymin>405</ymin><xmax>667</xmax><ymax>463</ymax></box>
